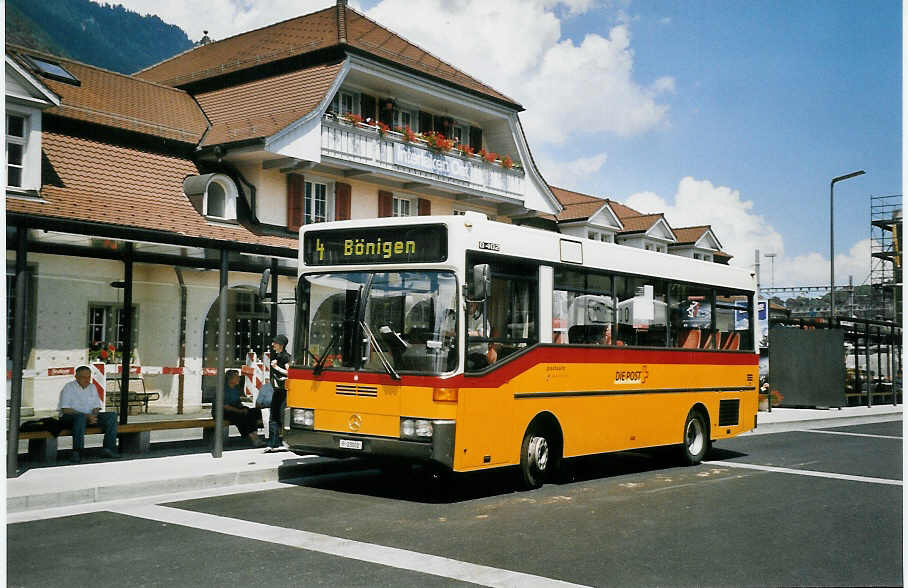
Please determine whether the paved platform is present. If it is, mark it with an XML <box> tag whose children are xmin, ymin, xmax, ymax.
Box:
<box><xmin>6</xmin><ymin>404</ymin><xmax>902</xmax><ymax>514</ymax></box>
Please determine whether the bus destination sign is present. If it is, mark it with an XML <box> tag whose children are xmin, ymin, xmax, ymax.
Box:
<box><xmin>303</xmin><ymin>225</ymin><xmax>448</xmax><ymax>265</ymax></box>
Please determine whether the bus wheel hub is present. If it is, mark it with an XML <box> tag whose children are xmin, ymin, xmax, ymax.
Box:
<box><xmin>528</xmin><ymin>436</ymin><xmax>548</xmax><ymax>471</ymax></box>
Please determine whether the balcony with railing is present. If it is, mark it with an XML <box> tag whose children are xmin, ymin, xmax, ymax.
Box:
<box><xmin>320</xmin><ymin>114</ymin><xmax>524</xmax><ymax>201</ymax></box>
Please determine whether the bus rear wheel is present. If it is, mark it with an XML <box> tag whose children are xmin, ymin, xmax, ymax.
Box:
<box><xmin>519</xmin><ymin>427</ymin><xmax>555</xmax><ymax>489</ymax></box>
<box><xmin>681</xmin><ymin>409</ymin><xmax>709</xmax><ymax>465</ymax></box>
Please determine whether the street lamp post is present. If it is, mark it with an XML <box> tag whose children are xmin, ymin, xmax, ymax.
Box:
<box><xmin>830</xmin><ymin>170</ymin><xmax>865</xmax><ymax>324</ymax></box>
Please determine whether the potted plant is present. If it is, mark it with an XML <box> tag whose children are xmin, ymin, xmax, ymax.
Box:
<box><xmin>501</xmin><ymin>154</ymin><xmax>514</xmax><ymax>169</ymax></box>
<box><xmin>422</xmin><ymin>131</ymin><xmax>454</xmax><ymax>153</ymax></box>
<box><xmin>479</xmin><ymin>148</ymin><xmax>498</xmax><ymax>163</ymax></box>
<box><xmin>455</xmin><ymin>143</ymin><xmax>474</xmax><ymax>157</ymax></box>
<box><xmin>395</xmin><ymin>125</ymin><xmax>416</xmax><ymax>143</ymax></box>
<box><xmin>343</xmin><ymin>113</ymin><xmax>363</xmax><ymax>125</ymax></box>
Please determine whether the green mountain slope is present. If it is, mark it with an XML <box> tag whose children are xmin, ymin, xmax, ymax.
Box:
<box><xmin>6</xmin><ymin>0</ymin><xmax>194</xmax><ymax>74</ymax></box>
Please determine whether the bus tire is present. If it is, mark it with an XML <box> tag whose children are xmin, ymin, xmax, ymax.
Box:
<box><xmin>519</xmin><ymin>425</ymin><xmax>557</xmax><ymax>489</ymax></box>
<box><xmin>681</xmin><ymin>408</ymin><xmax>709</xmax><ymax>465</ymax></box>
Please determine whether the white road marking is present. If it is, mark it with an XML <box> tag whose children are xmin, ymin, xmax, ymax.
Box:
<box><xmin>111</xmin><ymin>503</ymin><xmax>590</xmax><ymax>588</ymax></box>
<box><xmin>795</xmin><ymin>429</ymin><xmax>902</xmax><ymax>440</ymax></box>
<box><xmin>705</xmin><ymin>460</ymin><xmax>902</xmax><ymax>486</ymax></box>
<box><xmin>7</xmin><ymin>478</ymin><xmax>293</xmax><ymax>524</ymax></box>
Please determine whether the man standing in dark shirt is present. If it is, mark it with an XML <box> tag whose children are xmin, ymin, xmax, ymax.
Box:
<box><xmin>266</xmin><ymin>334</ymin><xmax>290</xmax><ymax>452</ymax></box>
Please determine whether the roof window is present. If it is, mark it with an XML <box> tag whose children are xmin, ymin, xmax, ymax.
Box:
<box><xmin>23</xmin><ymin>55</ymin><xmax>81</xmax><ymax>86</ymax></box>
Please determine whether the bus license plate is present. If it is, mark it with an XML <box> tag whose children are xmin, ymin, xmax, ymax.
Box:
<box><xmin>339</xmin><ymin>439</ymin><xmax>362</xmax><ymax>450</ymax></box>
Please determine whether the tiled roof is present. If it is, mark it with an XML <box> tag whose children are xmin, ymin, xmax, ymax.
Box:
<box><xmin>195</xmin><ymin>61</ymin><xmax>344</xmax><ymax>146</ymax></box>
<box><xmin>135</xmin><ymin>4</ymin><xmax>518</xmax><ymax>107</ymax></box>
<box><xmin>671</xmin><ymin>225</ymin><xmax>711</xmax><ymax>245</ymax></box>
<box><xmin>556</xmin><ymin>201</ymin><xmax>609</xmax><ymax>222</ymax></box>
<box><xmin>8</xmin><ymin>130</ymin><xmax>296</xmax><ymax>249</ymax></box>
<box><xmin>549</xmin><ymin>185</ymin><xmax>603</xmax><ymax>206</ymax></box>
<box><xmin>603</xmin><ymin>198</ymin><xmax>643</xmax><ymax>220</ymax></box>
<box><xmin>619</xmin><ymin>213</ymin><xmax>665</xmax><ymax>233</ymax></box>
<box><xmin>7</xmin><ymin>45</ymin><xmax>208</xmax><ymax>144</ymax></box>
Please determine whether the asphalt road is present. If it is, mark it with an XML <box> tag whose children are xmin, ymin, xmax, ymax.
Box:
<box><xmin>8</xmin><ymin>420</ymin><xmax>902</xmax><ymax>587</ymax></box>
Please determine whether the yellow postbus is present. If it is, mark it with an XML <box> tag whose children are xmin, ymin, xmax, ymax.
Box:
<box><xmin>285</xmin><ymin>213</ymin><xmax>758</xmax><ymax>488</ymax></box>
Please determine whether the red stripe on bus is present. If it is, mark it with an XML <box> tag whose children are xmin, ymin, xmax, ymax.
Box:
<box><xmin>288</xmin><ymin>345</ymin><xmax>758</xmax><ymax>388</ymax></box>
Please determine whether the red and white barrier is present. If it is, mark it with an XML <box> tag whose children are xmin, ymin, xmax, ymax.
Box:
<box><xmin>90</xmin><ymin>362</ymin><xmax>106</xmax><ymax>404</ymax></box>
<box><xmin>11</xmin><ymin>360</ymin><xmax>264</xmax><ymax>387</ymax></box>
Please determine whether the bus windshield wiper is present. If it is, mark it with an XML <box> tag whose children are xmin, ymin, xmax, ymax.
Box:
<box><xmin>313</xmin><ymin>330</ymin><xmax>340</xmax><ymax>376</ymax></box>
<box><xmin>361</xmin><ymin>321</ymin><xmax>401</xmax><ymax>380</ymax></box>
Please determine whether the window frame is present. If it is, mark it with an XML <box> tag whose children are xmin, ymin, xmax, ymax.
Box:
<box><xmin>87</xmin><ymin>302</ymin><xmax>139</xmax><ymax>355</ymax></box>
<box><xmin>202</xmin><ymin>174</ymin><xmax>238</xmax><ymax>221</ymax></box>
<box><xmin>303</xmin><ymin>177</ymin><xmax>335</xmax><ymax>224</ymax></box>
<box><xmin>6</xmin><ymin>112</ymin><xmax>27</xmax><ymax>189</ymax></box>
<box><xmin>392</xmin><ymin>194</ymin><xmax>415</xmax><ymax>217</ymax></box>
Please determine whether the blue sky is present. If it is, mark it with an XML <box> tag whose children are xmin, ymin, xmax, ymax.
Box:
<box><xmin>563</xmin><ymin>0</ymin><xmax>901</xmax><ymax>262</ymax></box>
<box><xmin>113</xmin><ymin>0</ymin><xmax>901</xmax><ymax>287</ymax></box>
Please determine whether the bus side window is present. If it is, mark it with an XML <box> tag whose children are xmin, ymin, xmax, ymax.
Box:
<box><xmin>716</xmin><ymin>288</ymin><xmax>753</xmax><ymax>351</ymax></box>
<box><xmin>669</xmin><ymin>283</ymin><xmax>714</xmax><ymax>349</ymax></box>
<box><xmin>467</xmin><ymin>260</ymin><xmax>538</xmax><ymax>370</ymax></box>
<box><xmin>554</xmin><ymin>268</ymin><xmax>614</xmax><ymax>346</ymax></box>
<box><xmin>616</xmin><ymin>277</ymin><xmax>667</xmax><ymax>347</ymax></box>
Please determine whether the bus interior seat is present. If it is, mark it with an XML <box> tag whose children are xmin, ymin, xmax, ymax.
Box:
<box><xmin>568</xmin><ymin>324</ymin><xmax>607</xmax><ymax>344</ymax></box>
<box><xmin>723</xmin><ymin>333</ymin><xmax>740</xmax><ymax>350</ymax></box>
<box><xmin>679</xmin><ymin>329</ymin><xmax>700</xmax><ymax>349</ymax></box>
<box><xmin>701</xmin><ymin>331</ymin><xmax>714</xmax><ymax>349</ymax></box>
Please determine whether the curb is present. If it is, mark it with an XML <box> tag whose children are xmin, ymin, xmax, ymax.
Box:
<box><xmin>7</xmin><ymin>455</ymin><xmax>369</xmax><ymax>513</ymax></box>
<box><xmin>749</xmin><ymin>411</ymin><xmax>902</xmax><ymax>436</ymax></box>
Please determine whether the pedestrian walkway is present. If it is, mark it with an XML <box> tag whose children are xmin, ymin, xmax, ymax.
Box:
<box><xmin>7</xmin><ymin>404</ymin><xmax>902</xmax><ymax>514</ymax></box>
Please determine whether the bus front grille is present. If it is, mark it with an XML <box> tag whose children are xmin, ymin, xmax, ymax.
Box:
<box><xmin>336</xmin><ymin>384</ymin><xmax>379</xmax><ymax>398</ymax></box>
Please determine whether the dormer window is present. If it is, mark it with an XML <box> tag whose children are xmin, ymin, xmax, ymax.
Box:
<box><xmin>183</xmin><ymin>173</ymin><xmax>238</xmax><ymax>221</ymax></box>
<box><xmin>204</xmin><ymin>175</ymin><xmax>237</xmax><ymax>220</ymax></box>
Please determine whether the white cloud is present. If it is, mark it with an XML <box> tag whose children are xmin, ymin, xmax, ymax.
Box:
<box><xmin>363</xmin><ymin>1</ymin><xmax>673</xmax><ymax>144</ymax></box>
<box><xmin>110</xmin><ymin>0</ymin><xmax>672</xmax><ymax>148</ymax></box>
<box><xmin>624</xmin><ymin>177</ymin><xmax>870</xmax><ymax>288</ymax></box>
<box><xmin>773</xmin><ymin>239</ymin><xmax>871</xmax><ymax>289</ymax></box>
<box><xmin>538</xmin><ymin>152</ymin><xmax>609</xmax><ymax>187</ymax></box>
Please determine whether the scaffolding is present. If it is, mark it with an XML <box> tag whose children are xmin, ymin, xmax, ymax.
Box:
<box><xmin>870</xmin><ymin>194</ymin><xmax>902</xmax><ymax>323</ymax></box>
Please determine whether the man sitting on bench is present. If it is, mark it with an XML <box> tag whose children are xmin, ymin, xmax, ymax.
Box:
<box><xmin>58</xmin><ymin>365</ymin><xmax>119</xmax><ymax>463</ymax></box>
<box><xmin>218</xmin><ymin>369</ymin><xmax>264</xmax><ymax>448</ymax></box>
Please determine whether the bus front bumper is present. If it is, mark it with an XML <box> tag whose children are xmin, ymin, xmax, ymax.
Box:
<box><xmin>285</xmin><ymin>421</ymin><xmax>455</xmax><ymax>468</ymax></box>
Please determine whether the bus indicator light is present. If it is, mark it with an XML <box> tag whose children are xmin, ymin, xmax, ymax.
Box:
<box><xmin>433</xmin><ymin>387</ymin><xmax>458</xmax><ymax>402</ymax></box>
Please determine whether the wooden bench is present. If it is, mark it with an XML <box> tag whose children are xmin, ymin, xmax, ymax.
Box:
<box><xmin>19</xmin><ymin>418</ymin><xmax>218</xmax><ymax>463</ymax></box>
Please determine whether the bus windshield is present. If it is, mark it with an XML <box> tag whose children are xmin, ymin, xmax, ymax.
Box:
<box><xmin>299</xmin><ymin>270</ymin><xmax>458</xmax><ymax>375</ymax></box>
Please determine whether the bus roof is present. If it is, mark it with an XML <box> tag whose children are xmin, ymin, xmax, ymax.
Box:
<box><xmin>299</xmin><ymin>213</ymin><xmax>756</xmax><ymax>292</ymax></box>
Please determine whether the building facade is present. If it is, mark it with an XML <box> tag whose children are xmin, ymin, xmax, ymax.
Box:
<box><xmin>5</xmin><ymin>2</ymin><xmax>561</xmax><ymax>417</ymax></box>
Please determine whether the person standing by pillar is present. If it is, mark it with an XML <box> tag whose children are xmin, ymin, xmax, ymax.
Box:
<box><xmin>266</xmin><ymin>334</ymin><xmax>290</xmax><ymax>452</ymax></box>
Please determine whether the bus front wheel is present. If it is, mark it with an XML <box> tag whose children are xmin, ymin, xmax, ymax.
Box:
<box><xmin>520</xmin><ymin>427</ymin><xmax>553</xmax><ymax>489</ymax></box>
<box><xmin>681</xmin><ymin>409</ymin><xmax>709</xmax><ymax>465</ymax></box>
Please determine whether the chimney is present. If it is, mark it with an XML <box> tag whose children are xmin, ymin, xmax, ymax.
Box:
<box><xmin>337</xmin><ymin>0</ymin><xmax>347</xmax><ymax>44</ymax></box>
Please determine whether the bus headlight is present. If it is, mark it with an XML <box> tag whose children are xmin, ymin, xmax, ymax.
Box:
<box><xmin>292</xmin><ymin>408</ymin><xmax>315</xmax><ymax>429</ymax></box>
<box><xmin>400</xmin><ymin>418</ymin><xmax>433</xmax><ymax>440</ymax></box>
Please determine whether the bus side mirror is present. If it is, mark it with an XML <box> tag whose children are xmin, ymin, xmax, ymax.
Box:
<box><xmin>258</xmin><ymin>268</ymin><xmax>271</xmax><ymax>300</ymax></box>
<box><xmin>470</xmin><ymin>264</ymin><xmax>491</xmax><ymax>300</ymax></box>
